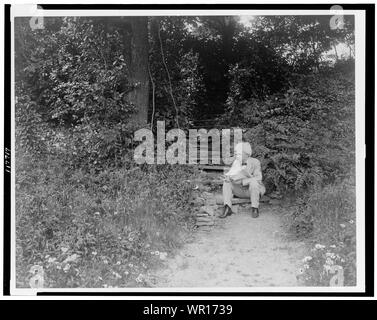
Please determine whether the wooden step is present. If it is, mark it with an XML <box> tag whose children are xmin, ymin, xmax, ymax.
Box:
<box><xmin>215</xmin><ymin>198</ymin><xmax>251</xmax><ymax>205</ymax></box>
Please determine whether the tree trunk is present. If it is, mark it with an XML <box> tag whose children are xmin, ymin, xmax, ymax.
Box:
<box><xmin>124</xmin><ymin>17</ymin><xmax>149</xmax><ymax>127</ymax></box>
<box><xmin>221</xmin><ymin>16</ymin><xmax>236</xmax><ymax>65</ymax></box>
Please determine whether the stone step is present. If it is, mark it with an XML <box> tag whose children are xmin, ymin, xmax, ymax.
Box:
<box><xmin>196</xmin><ymin>214</ymin><xmax>211</xmax><ymax>218</ymax></box>
<box><xmin>189</xmin><ymin>156</ymin><xmax>224</xmax><ymax>161</ymax></box>
<box><xmin>196</xmin><ymin>221</ymin><xmax>215</xmax><ymax>226</ymax></box>
<box><xmin>196</xmin><ymin>218</ymin><xmax>214</xmax><ymax>222</ymax></box>
<box><xmin>191</xmin><ymin>159</ymin><xmax>224</xmax><ymax>163</ymax></box>
<box><xmin>219</xmin><ymin>198</ymin><xmax>251</xmax><ymax>205</ymax></box>
<box><xmin>198</xmin><ymin>165</ymin><xmax>230</xmax><ymax>171</ymax></box>
<box><xmin>187</xmin><ymin>147</ymin><xmax>222</xmax><ymax>150</ymax></box>
<box><xmin>192</xmin><ymin>156</ymin><xmax>223</xmax><ymax>161</ymax></box>
<box><xmin>214</xmin><ymin>194</ymin><xmax>270</xmax><ymax>205</ymax></box>
<box><xmin>200</xmin><ymin>179</ymin><xmax>223</xmax><ymax>186</ymax></box>
<box><xmin>199</xmin><ymin>171</ymin><xmax>219</xmax><ymax>177</ymax></box>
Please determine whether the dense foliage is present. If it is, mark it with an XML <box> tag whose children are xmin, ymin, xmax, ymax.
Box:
<box><xmin>229</xmin><ymin>61</ymin><xmax>355</xmax><ymax>194</ymax></box>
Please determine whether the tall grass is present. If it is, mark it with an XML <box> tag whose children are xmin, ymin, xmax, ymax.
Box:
<box><xmin>16</xmin><ymin>152</ymin><xmax>197</xmax><ymax>288</ymax></box>
<box><xmin>290</xmin><ymin>179</ymin><xmax>356</xmax><ymax>286</ymax></box>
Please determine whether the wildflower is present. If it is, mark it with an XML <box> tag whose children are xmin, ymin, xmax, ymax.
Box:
<box><xmin>159</xmin><ymin>252</ymin><xmax>168</xmax><ymax>260</ymax></box>
<box><xmin>63</xmin><ymin>264</ymin><xmax>71</xmax><ymax>272</ymax></box>
<box><xmin>114</xmin><ymin>211</ymin><xmax>118</xmax><ymax>216</ymax></box>
<box><xmin>64</xmin><ymin>254</ymin><xmax>79</xmax><ymax>263</ymax></box>
<box><xmin>298</xmin><ymin>268</ymin><xmax>304</xmax><ymax>274</ymax></box>
<box><xmin>315</xmin><ymin>244</ymin><xmax>326</xmax><ymax>250</ymax></box>
<box><xmin>116</xmin><ymin>261</ymin><xmax>121</xmax><ymax>265</ymax></box>
<box><xmin>339</xmin><ymin>223</ymin><xmax>346</xmax><ymax>228</ymax></box>
<box><xmin>154</xmin><ymin>251</ymin><xmax>160</xmax><ymax>256</ymax></box>
<box><xmin>61</xmin><ymin>247</ymin><xmax>69</xmax><ymax>254</ymax></box>
<box><xmin>303</xmin><ymin>264</ymin><xmax>309</xmax><ymax>269</ymax></box>
<box><xmin>124</xmin><ymin>271</ymin><xmax>129</xmax><ymax>275</ymax></box>
<box><xmin>349</xmin><ymin>219</ymin><xmax>354</xmax><ymax>224</ymax></box>
<box><xmin>129</xmin><ymin>263</ymin><xmax>133</xmax><ymax>267</ymax></box>
<box><xmin>103</xmin><ymin>260</ymin><xmax>108</xmax><ymax>264</ymax></box>
<box><xmin>325</xmin><ymin>252</ymin><xmax>336</xmax><ymax>259</ymax></box>
<box><xmin>94</xmin><ymin>212</ymin><xmax>100</xmax><ymax>215</ymax></box>
<box><xmin>323</xmin><ymin>264</ymin><xmax>331</xmax><ymax>274</ymax></box>
<box><xmin>302</xmin><ymin>256</ymin><xmax>312</xmax><ymax>263</ymax></box>
<box><xmin>128</xmin><ymin>237</ymin><xmax>134</xmax><ymax>242</ymax></box>
<box><xmin>92</xmin><ymin>251</ymin><xmax>97</xmax><ymax>256</ymax></box>
<box><xmin>136</xmin><ymin>274</ymin><xmax>143</xmax><ymax>283</ymax></box>
<box><xmin>112</xmin><ymin>271</ymin><xmax>122</xmax><ymax>279</ymax></box>
<box><xmin>56</xmin><ymin>265</ymin><xmax>62</xmax><ymax>270</ymax></box>
<box><xmin>47</xmin><ymin>257</ymin><xmax>57</xmax><ymax>264</ymax></box>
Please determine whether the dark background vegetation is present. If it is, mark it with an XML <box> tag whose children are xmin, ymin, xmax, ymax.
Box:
<box><xmin>15</xmin><ymin>15</ymin><xmax>356</xmax><ymax>287</ymax></box>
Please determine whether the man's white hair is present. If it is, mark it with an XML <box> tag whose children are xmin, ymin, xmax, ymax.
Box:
<box><xmin>235</xmin><ymin>142</ymin><xmax>252</xmax><ymax>156</ymax></box>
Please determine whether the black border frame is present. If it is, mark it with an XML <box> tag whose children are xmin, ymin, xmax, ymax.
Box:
<box><xmin>3</xmin><ymin>3</ymin><xmax>374</xmax><ymax>298</ymax></box>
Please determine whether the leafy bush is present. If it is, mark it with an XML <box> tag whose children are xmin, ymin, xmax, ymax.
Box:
<box><xmin>16</xmin><ymin>152</ymin><xmax>197</xmax><ymax>288</ymax></box>
<box><xmin>15</xmin><ymin>17</ymin><xmax>134</xmax><ymax>126</ymax></box>
<box><xmin>15</xmin><ymin>93</ymin><xmax>49</xmax><ymax>156</ymax></box>
<box><xmin>225</xmin><ymin>61</ymin><xmax>355</xmax><ymax>194</ymax></box>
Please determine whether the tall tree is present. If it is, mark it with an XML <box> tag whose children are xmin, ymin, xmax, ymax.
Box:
<box><xmin>188</xmin><ymin>16</ymin><xmax>241</xmax><ymax>118</ymax></box>
<box><xmin>122</xmin><ymin>17</ymin><xmax>150</xmax><ymax>127</ymax></box>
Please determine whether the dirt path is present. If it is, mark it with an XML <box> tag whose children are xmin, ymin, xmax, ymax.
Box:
<box><xmin>153</xmin><ymin>204</ymin><xmax>306</xmax><ymax>287</ymax></box>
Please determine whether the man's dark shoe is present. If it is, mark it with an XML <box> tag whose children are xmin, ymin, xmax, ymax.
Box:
<box><xmin>219</xmin><ymin>205</ymin><xmax>233</xmax><ymax>219</ymax></box>
<box><xmin>251</xmin><ymin>207</ymin><xmax>259</xmax><ymax>218</ymax></box>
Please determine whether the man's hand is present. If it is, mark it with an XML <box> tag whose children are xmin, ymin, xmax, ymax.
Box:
<box><xmin>221</xmin><ymin>175</ymin><xmax>231</xmax><ymax>182</ymax></box>
<box><xmin>222</xmin><ymin>174</ymin><xmax>242</xmax><ymax>184</ymax></box>
<box><xmin>232</xmin><ymin>178</ymin><xmax>243</xmax><ymax>184</ymax></box>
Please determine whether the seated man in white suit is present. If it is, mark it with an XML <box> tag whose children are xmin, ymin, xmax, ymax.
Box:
<box><xmin>220</xmin><ymin>142</ymin><xmax>266</xmax><ymax>219</ymax></box>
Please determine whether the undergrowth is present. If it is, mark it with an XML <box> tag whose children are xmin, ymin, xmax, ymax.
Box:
<box><xmin>16</xmin><ymin>152</ymin><xmax>198</xmax><ymax>288</ymax></box>
<box><xmin>289</xmin><ymin>179</ymin><xmax>356</xmax><ymax>286</ymax></box>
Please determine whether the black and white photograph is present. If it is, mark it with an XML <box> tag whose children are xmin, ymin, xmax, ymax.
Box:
<box><xmin>2</xmin><ymin>2</ymin><xmax>372</xmax><ymax>298</ymax></box>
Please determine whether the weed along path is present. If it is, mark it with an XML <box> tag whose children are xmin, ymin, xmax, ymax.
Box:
<box><xmin>152</xmin><ymin>203</ymin><xmax>306</xmax><ymax>288</ymax></box>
